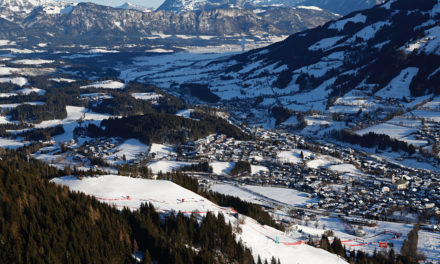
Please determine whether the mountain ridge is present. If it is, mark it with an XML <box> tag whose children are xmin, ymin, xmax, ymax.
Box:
<box><xmin>0</xmin><ymin>1</ymin><xmax>338</xmax><ymax>46</ymax></box>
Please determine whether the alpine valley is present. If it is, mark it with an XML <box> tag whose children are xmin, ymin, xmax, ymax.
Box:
<box><xmin>0</xmin><ymin>0</ymin><xmax>439</xmax><ymax>264</ymax></box>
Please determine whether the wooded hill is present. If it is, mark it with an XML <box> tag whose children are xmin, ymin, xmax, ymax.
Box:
<box><xmin>78</xmin><ymin>112</ymin><xmax>251</xmax><ymax>145</ymax></box>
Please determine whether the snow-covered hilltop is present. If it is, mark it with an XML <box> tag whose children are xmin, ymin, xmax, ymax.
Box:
<box><xmin>157</xmin><ymin>0</ymin><xmax>206</xmax><ymax>12</ymax></box>
<box><xmin>157</xmin><ymin>0</ymin><xmax>387</xmax><ymax>15</ymax></box>
<box><xmin>116</xmin><ymin>2</ymin><xmax>152</xmax><ymax>12</ymax></box>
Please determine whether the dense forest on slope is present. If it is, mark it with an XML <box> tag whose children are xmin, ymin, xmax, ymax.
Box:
<box><xmin>78</xmin><ymin>112</ymin><xmax>251</xmax><ymax>145</ymax></box>
<box><xmin>9</xmin><ymin>101</ymin><xmax>67</xmax><ymax>123</ymax></box>
<box><xmin>0</xmin><ymin>154</ymin><xmax>132</xmax><ymax>263</ymax></box>
<box><xmin>0</xmin><ymin>151</ymin><xmax>258</xmax><ymax>264</ymax></box>
<box><xmin>17</xmin><ymin>125</ymin><xmax>65</xmax><ymax>141</ymax></box>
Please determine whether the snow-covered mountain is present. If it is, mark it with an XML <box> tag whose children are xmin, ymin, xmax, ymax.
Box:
<box><xmin>129</xmin><ymin>0</ymin><xmax>440</xmax><ymax>114</ymax></box>
<box><xmin>157</xmin><ymin>0</ymin><xmax>206</xmax><ymax>12</ymax></box>
<box><xmin>157</xmin><ymin>0</ymin><xmax>385</xmax><ymax>15</ymax></box>
<box><xmin>116</xmin><ymin>2</ymin><xmax>153</xmax><ymax>12</ymax></box>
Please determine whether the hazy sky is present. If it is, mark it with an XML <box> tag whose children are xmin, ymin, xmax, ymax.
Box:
<box><xmin>60</xmin><ymin>0</ymin><xmax>164</xmax><ymax>8</ymax></box>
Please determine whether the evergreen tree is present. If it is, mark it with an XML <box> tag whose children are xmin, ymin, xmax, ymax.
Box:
<box><xmin>319</xmin><ymin>235</ymin><xmax>331</xmax><ymax>252</ymax></box>
<box><xmin>331</xmin><ymin>237</ymin><xmax>345</xmax><ymax>257</ymax></box>
<box><xmin>141</xmin><ymin>250</ymin><xmax>152</xmax><ymax>264</ymax></box>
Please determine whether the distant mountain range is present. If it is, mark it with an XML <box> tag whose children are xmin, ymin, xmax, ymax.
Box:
<box><xmin>0</xmin><ymin>0</ymin><xmax>338</xmax><ymax>46</ymax></box>
<box><xmin>143</xmin><ymin>0</ymin><xmax>440</xmax><ymax>110</ymax></box>
<box><xmin>157</xmin><ymin>0</ymin><xmax>386</xmax><ymax>15</ymax></box>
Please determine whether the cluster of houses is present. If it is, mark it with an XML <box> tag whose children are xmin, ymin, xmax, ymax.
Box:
<box><xmin>69</xmin><ymin>138</ymin><xmax>148</xmax><ymax>166</ymax></box>
<box><xmin>188</xmin><ymin>128</ymin><xmax>440</xmax><ymax>224</ymax></box>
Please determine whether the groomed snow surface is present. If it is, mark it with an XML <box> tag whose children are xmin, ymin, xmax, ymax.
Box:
<box><xmin>52</xmin><ymin>175</ymin><xmax>347</xmax><ymax>264</ymax></box>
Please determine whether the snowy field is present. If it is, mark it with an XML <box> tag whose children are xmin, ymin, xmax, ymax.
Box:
<box><xmin>149</xmin><ymin>143</ymin><xmax>176</xmax><ymax>159</ymax></box>
<box><xmin>357</xmin><ymin>122</ymin><xmax>427</xmax><ymax>146</ymax></box>
<box><xmin>210</xmin><ymin>182</ymin><xmax>317</xmax><ymax>207</ymax></box>
<box><xmin>210</xmin><ymin>183</ymin><xmax>270</xmax><ymax>206</ymax></box>
<box><xmin>0</xmin><ymin>76</ymin><xmax>28</xmax><ymax>86</ymax></box>
<box><xmin>80</xmin><ymin>80</ymin><xmax>125</xmax><ymax>89</ymax></box>
<box><xmin>112</xmin><ymin>139</ymin><xmax>149</xmax><ymax>162</ymax></box>
<box><xmin>0</xmin><ymin>137</ymin><xmax>27</xmax><ymax>149</ymax></box>
<box><xmin>148</xmin><ymin>160</ymin><xmax>194</xmax><ymax>174</ymax></box>
<box><xmin>277</xmin><ymin>149</ymin><xmax>366</xmax><ymax>176</ymax></box>
<box><xmin>210</xmin><ymin>161</ymin><xmax>235</xmax><ymax>175</ymax></box>
<box><xmin>12</xmin><ymin>59</ymin><xmax>54</xmax><ymax>65</ymax></box>
<box><xmin>244</xmin><ymin>185</ymin><xmax>318</xmax><ymax>207</ymax></box>
<box><xmin>34</xmin><ymin>106</ymin><xmax>112</xmax><ymax>143</ymax></box>
<box><xmin>277</xmin><ymin>149</ymin><xmax>314</xmax><ymax>164</ymax></box>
